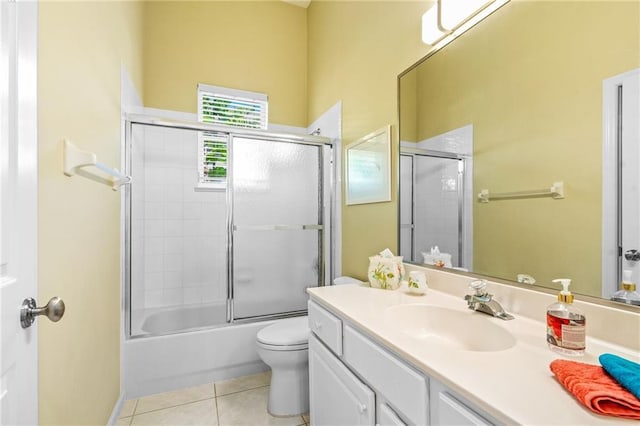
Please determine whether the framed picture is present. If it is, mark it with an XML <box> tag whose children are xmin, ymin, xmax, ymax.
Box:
<box><xmin>345</xmin><ymin>125</ymin><xmax>391</xmax><ymax>205</ymax></box>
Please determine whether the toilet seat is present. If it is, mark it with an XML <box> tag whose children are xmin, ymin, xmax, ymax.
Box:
<box><xmin>257</xmin><ymin>316</ymin><xmax>309</xmax><ymax>350</ymax></box>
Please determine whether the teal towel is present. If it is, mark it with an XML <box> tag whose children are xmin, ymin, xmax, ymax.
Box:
<box><xmin>599</xmin><ymin>353</ymin><xmax>640</xmax><ymax>400</ymax></box>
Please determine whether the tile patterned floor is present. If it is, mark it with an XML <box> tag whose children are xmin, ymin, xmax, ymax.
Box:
<box><xmin>117</xmin><ymin>372</ymin><xmax>309</xmax><ymax>426</ymax></box>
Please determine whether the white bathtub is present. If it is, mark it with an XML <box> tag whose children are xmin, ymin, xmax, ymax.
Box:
<box><xmin>140</xmin><ymin>302</ymin><xmax>228</xmax><ymax>335</ymax></box>
<box><xmin>123</xmin><ymin>304</ymin><xmax>277</xmax><ymax>398</ymax></box>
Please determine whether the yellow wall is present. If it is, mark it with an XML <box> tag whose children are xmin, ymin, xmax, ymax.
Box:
<box><xmin>143</xmin><ymin>1</ymin><xmax>308</xmax><ymax>127</ymax></box>
<box><xmin>411</xmin><ymin>1</ymin><xmax>639</xmax><ymax>296</ymax></box>
<box><xmin>307</xmin><ymin>1</ymin><xmax>431</xmax><ymax>279</ymax></box>
<box><xmin>38</xmin><ymin>2</ymin><xmax>144</xmax><ymax>424</ymax></box>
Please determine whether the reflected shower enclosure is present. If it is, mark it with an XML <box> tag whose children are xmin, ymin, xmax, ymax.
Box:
<box><xmin>400</xmin><ymin>152</ymin><xmax>471</xmax><ymax>270</ymax></box>
<box><xmin>125</xmin><ymin>117</ymin><xmax>333</xmax><ymax>338</ymax></box>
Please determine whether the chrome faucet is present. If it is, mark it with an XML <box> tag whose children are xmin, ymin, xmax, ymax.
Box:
<box><xmin>464</xmin><ymin>280</ymin><xmax>514</xmax><ymax>320</ymax></box>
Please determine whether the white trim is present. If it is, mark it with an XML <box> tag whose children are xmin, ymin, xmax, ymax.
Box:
<box><xmin>106</xmin><ymin>393</ymin><xmax>126</xmax><ymax>426</ymax></box>
<box><xmin>308</xmin><ymin>101</ymin><xmax>343</xmax><ymax>280</ymax></box>
<box><xmin>197</xmin><ymin>83</ymin><xmax>267</xmax><ymax>103</ymax></box>
<box><xmin>602</xmin><ymin>68</ymin><xmax>640</xmax><ymax>298</ymax></box>
<box><xmin>120</xmin><ymin>65</ymin><xmax>143</xmax><ymax>413</ymax></box>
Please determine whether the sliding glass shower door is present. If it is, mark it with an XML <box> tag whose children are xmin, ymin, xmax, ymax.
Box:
<box><xmin>230</xmin><ymin>136</ymin><xmax>328</xmax><ymax>320</ymax></box>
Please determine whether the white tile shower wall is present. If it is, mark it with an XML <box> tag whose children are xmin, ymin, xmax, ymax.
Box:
<box><xmin>133</xmin><ymin>124</ymin><xmax>227</xmax><ymax>311</ymax></box>
<box><xmin>415</xmin><ymin>157</ymin><xmax>460</xmax><ymax>265</ymax></box>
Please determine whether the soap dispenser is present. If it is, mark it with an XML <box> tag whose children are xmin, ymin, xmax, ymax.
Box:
<box><xmin>611</xmin><ymin>270</ymin><xmax>640</xmax><ymax>306</ymax></box>
<box><xmin>546</xmin><ymin>278</ymin><xmax>586</xmax><ymax>356</ymax></box>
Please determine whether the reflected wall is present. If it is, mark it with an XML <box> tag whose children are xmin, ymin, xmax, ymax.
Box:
<box><xmin>400</xmin><ymin>1</ymin><xmax>640</xmax><ymax>296</ymax></box>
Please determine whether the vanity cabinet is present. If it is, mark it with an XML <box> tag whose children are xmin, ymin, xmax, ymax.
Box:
<box><xmin>309</xmin><ymin>335</ymin><xmax>375</xmax><ymax>425</ymax></box>
<box><xmin>308</xmin><ymin>300</ymin><xmax>497</xmax><ymax>426</ymax></box>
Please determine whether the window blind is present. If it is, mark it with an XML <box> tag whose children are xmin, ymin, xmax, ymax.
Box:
<box><xmin>198</xmin><ymin>132</ymin><xmax>228</xmax><ymax>186</ymax></box>
<box><xmin>197</xmin><ymin>83</ymin><xmax>268</xmax><ymax>130</ymax></box>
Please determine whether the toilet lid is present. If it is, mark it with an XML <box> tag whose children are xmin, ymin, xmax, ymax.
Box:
<box><xmin>257</xmin><ymin>316</ymin><xmax>309</xmax><ymax>346</ymax></box>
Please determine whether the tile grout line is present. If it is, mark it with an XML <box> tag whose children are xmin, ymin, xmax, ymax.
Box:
<box><xmin>214</xmin><ymin>390</ymin><xmax>221</xmax><ymax>426</ymax></box>
<box><xmin>215</xmin><ymin>383</ymin><xmax>270</xmax><ymax>399</ymax></box>
<box><xmin>133</xmin><ymin>395</ymin><xmax>216</xmax><ymax>417</ymax></box>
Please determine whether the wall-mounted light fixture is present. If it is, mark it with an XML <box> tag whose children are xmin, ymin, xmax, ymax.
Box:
<box><xmin>422</xmin><ymin>0</ymin><xmax>509</xmax><ymax>46</ymax></box>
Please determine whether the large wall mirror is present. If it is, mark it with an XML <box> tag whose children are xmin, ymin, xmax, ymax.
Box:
<box><xmin>398</xmin><ymin>1</ymin><xmax>640</xmax><ymax>306</ymax></box>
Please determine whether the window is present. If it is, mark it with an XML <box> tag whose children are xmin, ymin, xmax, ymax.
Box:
<box><xmin>197</xmin><ymin>83</ymin><xmax>268</xmax><ymax>130</ymax></box>
<box><xmin>198</xmin><ymin>132</ymin><xmax>228</xmax><ymax>190</ymax></box>
<box><xmin>196</xmin><ymin>84</ymin><xmax>268</xmax><ymax>189</ymax></box>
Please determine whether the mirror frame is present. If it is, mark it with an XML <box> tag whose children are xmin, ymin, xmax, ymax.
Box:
<box><xmin>396</xmin><ymin>43</ymin><xmax>640</xmax><ymax>314</ymax></box>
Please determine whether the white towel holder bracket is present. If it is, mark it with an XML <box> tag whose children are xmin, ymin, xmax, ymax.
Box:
<box><xmin>478</xmin><ymin>181</ymin><xmax>564</xmax><ymax>203</ymax></box>
<box><xmin>63</xmin><ymin>139</ymin><xmax>131</xmax><ymax>191</ymax></box>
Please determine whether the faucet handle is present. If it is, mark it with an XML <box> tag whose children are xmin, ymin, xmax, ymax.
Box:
<box><xmin>469</xmin><ymin>279</ymin><xmax>488</xmax><ymax>296</ymax></box>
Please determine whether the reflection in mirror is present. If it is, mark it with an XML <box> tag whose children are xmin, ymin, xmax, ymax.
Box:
<box><xmin>398</xmin><ymin>1</ymin><xmax>640</xmax><ymax>305</ymax></box>
<box><xmin>346</xmin><ymin>125</ymin><xmax>391</xmax><ymax>205</ymax></box>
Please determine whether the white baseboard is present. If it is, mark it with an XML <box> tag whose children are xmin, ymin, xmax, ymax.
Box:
<box><xmin>107</xmin><ymin>392</ymin><xmax>126</xmax><ymax>426</ymax></box>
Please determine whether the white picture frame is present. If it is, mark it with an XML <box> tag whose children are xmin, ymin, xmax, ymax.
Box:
<box><xmin>345</xmin><ymin>125</ymin><xmax>392</xmax><ymax>205</ymax></box>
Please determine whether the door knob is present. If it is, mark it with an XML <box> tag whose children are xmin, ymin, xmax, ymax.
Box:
<box><xmin>20</xmin><ymin>296</ymin><xmax>65</xmax><ymax>329</ymax></box>
<box><xmin>625</xmin><ymin>249</ymin><xmax>640</xmax><ymax>261</ymax></box>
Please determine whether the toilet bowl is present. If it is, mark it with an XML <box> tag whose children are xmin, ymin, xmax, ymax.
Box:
<box><xmin>256</xmin><ymin>276</ymin><xmax>362</xmax><ymax>417</ymax></box>
<box><xmin>256</xmin><ymin>316</ymin><xmax>310</xmax><ymax>416</ymax></box>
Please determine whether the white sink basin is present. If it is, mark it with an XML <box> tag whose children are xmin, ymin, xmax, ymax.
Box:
<box><xmin>384</xmin><ymin>304</ymin><xmax>516</xmax><ymax>352</ymax></box>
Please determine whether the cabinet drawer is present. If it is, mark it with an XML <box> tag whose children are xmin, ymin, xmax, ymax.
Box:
<box><xmin>308</xmin><ymin>300</ymin><xmax>343</xmax><ymax>356</ymax></box>
<box><xmin>343</xmin><ymin>325</ymin><xmax>428</xmax><ymax>425</ymax></box>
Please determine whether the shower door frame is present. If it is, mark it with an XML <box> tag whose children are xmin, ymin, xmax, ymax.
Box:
<box><xmin>122</xmin><ymin>114</ymin><xmax>334</xmax><ymax>338</ymax></box>
<box><xmin>226</xmin><ymin>133</ymin><xmax>331</xmax><ymax>323</ymax></box>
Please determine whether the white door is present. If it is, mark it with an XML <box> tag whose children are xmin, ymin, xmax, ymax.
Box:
<box><xmin>0</xmin><ymin>1</ymin><xmax>39</xmax><ymax>424</ymax></box>
<box><xmin>602</xmin><ymin>68</ymin><xmax>640</xmax><ymax>297</ymax></box>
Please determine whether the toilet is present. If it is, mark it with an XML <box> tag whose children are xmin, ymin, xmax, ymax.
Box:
<box><xmin>256</xmin><ymin>276</ymin><xmax>362</xmax><ymax>416</ymax></box>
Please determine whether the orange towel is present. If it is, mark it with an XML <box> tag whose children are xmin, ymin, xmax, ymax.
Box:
<box><xmin>550</xmin><ymin>359</ymin><xmax>640</xmax><ymax>420</ymax></box>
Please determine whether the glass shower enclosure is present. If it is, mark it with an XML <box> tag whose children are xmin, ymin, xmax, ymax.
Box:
<box><xmin>124</xmin><ymin>115</ymin><xmax>333</xmax><ymax>337</ymax></box>
<box><xmin>400</xmin><ymin>151</ymin><xmax>468</xmax><ymax>269</ymax></box>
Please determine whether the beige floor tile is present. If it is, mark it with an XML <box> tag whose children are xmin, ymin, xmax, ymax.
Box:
<box><xmin>136</xmin><ymin>383</ymin><xmax>216</xmax><ymax>415</ymax></box>
<box><xmin>116</xmin><ymin>417</ymin><xmax>132</xmax><ymax>426</ymax></box>
<box><xmin>215</xmin><ymin>371</ymin><xmax>271</xmax><ymax>396</ymax></box>
<box><xmin>119</xmin><ymin>399</ymin><xmax>138</xmax><ymax>418</ymax></box>
<box><xmin>302</xmin><ymin>413</ymin><xmax>309</xmax><ymax>424</ymax></box>
<box><xmin>217</xmin><ymin>386</ymin><xmax>304</xmax><ymax>426</ymax></box>
<box><xmin>130</xmin><ymin>399</ymin><xmax>218</xmax><ymax>426</ymax></box>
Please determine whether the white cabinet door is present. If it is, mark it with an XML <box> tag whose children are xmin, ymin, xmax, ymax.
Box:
<box><xmin>309</xmin><ymin>334</ymin><xmax>375</xmax><ymax>426</ymax></box>
<box><xmin>378</xmin><ymin>403</ymin><xmax>406</xmax><ymax>426</ymax></box>
<box><xmin>430</xmin><ymin>379</ymin><xmax>493</xmax><ymax>426</ymax></box>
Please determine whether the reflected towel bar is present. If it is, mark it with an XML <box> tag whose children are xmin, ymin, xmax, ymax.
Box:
<box><xmin>63</xmin><ymin>139</ymin><xmax>131</xmax><ymax>191</ymax></box>
<box><xmin>478</xmin><ymin>181</ymin><xmax>564</xmax><ymax>203</ymax></box>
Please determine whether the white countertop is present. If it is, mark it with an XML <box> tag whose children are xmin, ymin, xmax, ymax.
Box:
<box><xmin>308</xmin><ymin>283</ymin><xmax>640</xmax><ymax>425</ymax></box>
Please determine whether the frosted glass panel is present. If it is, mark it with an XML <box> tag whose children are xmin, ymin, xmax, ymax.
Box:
<box><xmin>414</xmin><ymin>156</ymin><xmax>460</xmax><ymax>266</ymax></box>
<box><xmin>233</xmin><ymin>137</ymin><xmax>320</xmax><ymax>225</ymax></box>
<box><xmin>232</xmin><ymin>137</ymin><xmax>322</xmax><ymax>319</ymax></box>
<box><xmin>233</xmin><ymin>230</ymin><xmax>319</xmax><ymax>318</ymax></box>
